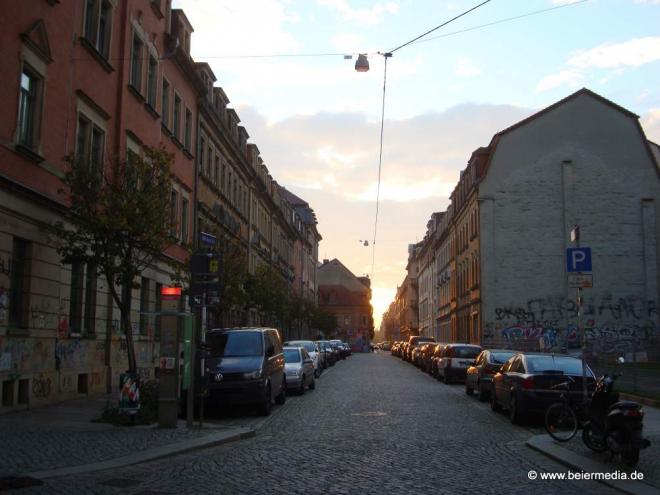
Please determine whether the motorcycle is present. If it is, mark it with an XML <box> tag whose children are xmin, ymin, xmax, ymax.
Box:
<box><xmin>582</xmin><ymin>357</ymin><xmax>651</xmax><ymax>467</ymax></box>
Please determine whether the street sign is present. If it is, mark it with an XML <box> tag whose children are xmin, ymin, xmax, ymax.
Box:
<box><xmin>568</xmin><ymin>273</ymin><xmax>593</xmax><ymax>288</ymax></box>
<box><xmin>200</xmin><ymin>232</ymin><xmax>217</xmax><ymax>247</ymax></box>
<box><xmin>566</xmin><ymin>247</ymin><xmax>592</xmax><ymax>273</ymax></box>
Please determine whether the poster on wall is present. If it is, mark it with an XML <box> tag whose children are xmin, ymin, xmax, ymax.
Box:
<box><xmin>118</xmin><ymin>372</ymin><xmax>140</xmax><ymax>413</ymax></box>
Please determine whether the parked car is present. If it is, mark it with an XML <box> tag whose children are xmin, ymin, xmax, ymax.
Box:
<box><xmin>391</xmin><ymin>341</ymin><xmax>402</xmax><ymax>356</ymax></box>
<box><xmin>405</xmin><ymin>336</ymin><xmax>435</xmax><ymax>361</ymax></box>
<box><xmin>419</xmin><ymin>343</ymin><xmax>439</xmax><ymax>373</ymax></box>
<box><xmin>341</xmin><ymin>341</ymin><xmax>352</xmax><ymax>356</ymax></box>
<box><xmin>201</xmin><ymin>327</ymin><xmax>286</xmax><ymax>416</ymax></box>
<box><xmin>410</xmin><ymin>343</ymin><xmax>427</xmax><ymax>367</ymax></box>
<box><xmin>436</xmin><ymin>344</ymin><xmax>482</xmax><ymax>383</ymax></box>
<box><xmin>465</xmin><ymin>349</ymin><xmax>517</xmax><ymax>401</ymax></box>
<box><xmin>491</xmin><ymin>353</ymin><xmax>596</xmax><ymax>424</ymax></box>
<box><xmin>284</xmin><ymin>340</ymin><xmax>323</xmax><ymax>377</ymax></box>
<box><xmin>330</xmin><ymin>340</ymin><xmax>347</xmax><ymax>359</ymax></box>
<box><xmin>430</xmin><ymin>344</ymin><xmax>448</xmax><ymax>377</ymax></box>
<box><xmin>283</xmin><ymin>346</ymin><xmax>316</xmax><ymax>394</ymax></box>
<box><xmin>381</xmin><ymin>341</ymin><xmax>392</xmax><ymax>351</ymax></box>
<box><xmin>317</xmin><ymin>341</ymin><xmax>338</xmax><ymax>365</ymax></box>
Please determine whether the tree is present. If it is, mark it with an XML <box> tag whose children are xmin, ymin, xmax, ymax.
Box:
<box><xmin>204</xmin><ymin>234</ymin><xmax>248</xmax><ymax>327</ymax></box>
<box><xmin>245</xmin><ymin>265</ymin><xmax>289</xmax><ymax>328</ymax></box>
<box><xmin>52</xmin><ymin>147</ymin><xmax>181</xmax><ymax>372</ymax></box>
<box><xmin>310</xmin><ymin>306</ymin><xmax>338</xmax><ymax>338</ymax></box>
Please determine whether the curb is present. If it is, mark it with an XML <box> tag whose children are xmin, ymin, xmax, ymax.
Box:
<box><xmin>526</xmin><ymin>434</ymin><xmax>659</xmax><ymax>495</ymax></box>
<box><xmin>619</xmin><ymin>394</ymin><xmax>660</xmax><ymax>409</ymax></box>
<box><xmin>27</xmin><ymin>427</ymin><xmax>255</xmax><ymax>480</ymax></box>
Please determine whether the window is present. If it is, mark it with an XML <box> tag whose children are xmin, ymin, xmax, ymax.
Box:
<box><xmin>76</xmin><ymin>114</ymin><xmax>105</xmax><ymax>175</ymax></box>
<box><xmin>214</xmin><ymin>156</ymin><xmax>219</xmax><ymax>187</ymax></box>
<box><xmin>161</xmin><ymin>78</ymin><xmax>170</xmax><ymax>128</ymax></box>
<box><xmin>83</xmin><ymin>263</ymin><xmax>97</xmax><ymax>335</ymax></box>
<box><xmin>184</xmin><ymin>108</ymin><xmax>192</xmax><ymax>150</ymax></box>
<box><xmin>173</xmin><ymin>93</ymin><xmax>181</xmax><ymax>140</ymax></box>
<box><xmin>147</xmin><ymin>55</ymin><xmax>158</xmax><ymax>108</ymax></box>
<box><xmin>181</xmin><ymin>197</ymin><xmax>189</xmax><ymax>243</ymax></box>
<box><xmin>83</xmin><ymin>0</ymin><xmax>113</xmax><ymax>58</ymax></box>
<box><xmin>206</xmin><ymin>146</ymin><xmax>212</xmax><ymax>178</ymax></box>
<box><xmin>9</xmin><ymin>238</ymin><xmax>31</xmax><ymax>329</ymax></box>
<box><xmin>18</xmin><ymin>68</ymin><xmax>42</xmax><ymax>149</ymax></box>
<box><xmin>68</xmin><ymin>261</ymin><xmax>84</xmax><ymax>334</ymax></box>
<box><xmin>139</xmin><ymin>277</ymin><xmax>150</xmax><ymax>335</ymax></box>
<box><xmin>130</xmin><ymin>33</ymin><xmax>144</xmax><ymax>91</ymax></box>
<box><xmin>170</xmin><ymin>190</ymin><xmax>178</xmax><ymax>237</ymax></box>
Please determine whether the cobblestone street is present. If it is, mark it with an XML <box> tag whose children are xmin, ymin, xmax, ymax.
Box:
<box><xmin>23</xmin><ymin>353</ymin><xmax>621</xmax><ymax>494</ymax></box>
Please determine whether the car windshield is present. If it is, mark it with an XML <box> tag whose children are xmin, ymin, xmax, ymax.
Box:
<box><xmin>288</xmin><ymin>342</ymin><xmax>316</xmax><ymax>352</ymax></box>
<box><xmin>284</xmin><ymin>349</ymin><xmax>301</xmax><ymax>363</ymax></box>
<box><xmin>451</xmin><ymin>346</ymin><xmax>481</xmax><ymax>358</ymax></box>
<box><xmin>526</xmin><ymin>355</ymin><xmax>593</xmax><ymax>376</ymax></box>
<box><xmin>490</xmin><ymin>352</ymin><xmax>516</xmax><ymax>364</ymax></box>
<box><xmin>207</xmin><ymin>332</ymin><xmax>263</xmax><ymax>357</ymax></box>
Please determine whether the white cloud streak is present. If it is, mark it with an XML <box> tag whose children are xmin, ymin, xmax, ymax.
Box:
<box><xmin>316</xmin><ymin>0</ymin><xmax>399</xmax><ymax>24</ymax></box>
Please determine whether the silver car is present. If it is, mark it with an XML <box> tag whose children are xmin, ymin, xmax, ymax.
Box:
<box><xmin>283</xmin><ymin>346</ymin><xmax>316</xmax><ymax>394</ymax></box>
<box><xmin>284</xmin><ymin>340</ymin><xmax>323</xmax><ymax>377</ymax></box>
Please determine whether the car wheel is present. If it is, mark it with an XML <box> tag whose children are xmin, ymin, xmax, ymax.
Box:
<box><xmin>259</xmin><ymin>383</ymin><xmax>273</xmax><ymax>416</ymax></box>
<box><xmin>299</xmin><ymin>376</ymin><xmax>306</xmax><ymax>395</ymax></box>
<box><xmin>275</xmin><ymin>378</ymin><xmax>286</xmax><ymax>405</ymax></box>
<box><xmin>509</xmin><ymin>394</ymin><xmax>524</xmax><ymax>425</ymax></box>
<box><xmin>309</xmin><ymin>377</ymin><xmax>316</xmax><ymax>390</ymax></box>
<box><xmin>477</xmin><ymin>381</ymin><xmax>488</xmax><ymax>402</ymax></box>
<box><xmin>490</xmin><ymin>386</ymin><xmax>501</xmax><ymax>412</ymax></box>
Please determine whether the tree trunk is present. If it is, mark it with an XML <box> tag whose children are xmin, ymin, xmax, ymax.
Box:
<box><xmin>121</xmin><ymin>284</ymin><xmax>137</xmax><ymax>372</ymax></box>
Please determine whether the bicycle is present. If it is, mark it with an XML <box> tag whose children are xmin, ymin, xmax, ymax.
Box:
<box><xmin>544</xmin><ymin>376</ymin><xmax>589</xmax><ymax>442</ymax></box>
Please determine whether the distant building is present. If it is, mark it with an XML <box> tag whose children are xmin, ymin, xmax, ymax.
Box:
<box><xmin>318</xmin><ymin>259</ymin><xmax>373</xmax><ymax>350</ymax></box>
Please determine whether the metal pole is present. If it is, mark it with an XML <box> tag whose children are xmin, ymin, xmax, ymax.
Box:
<box><xmin>579</xmin><ymin>286</ymin><xmax>588</xmax><ymax>401</ymax></box>
<box><xmin>186</xmin><ymin>309</ymin><xmax>197</xmax><ymax>428</ymax></box>
<box><xmin>199</xmin><ymin>285</ymin><xmax>207</xmax><ymax>428</ymax></box>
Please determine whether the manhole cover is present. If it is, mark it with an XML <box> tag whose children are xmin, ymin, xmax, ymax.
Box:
<box><xmin>0</xmin><ymin>476</ymin><xmax>44</xmax><ymax>491</ymax></box>
<box><xmin>351</xmin><ymin>411</ymin><xmax>387</xmax><ymax>417</ymax></box>
<box><xmin>99</xmin><ymin>478</ymin><xmax>142</xmax><ymax>488</ymax></box>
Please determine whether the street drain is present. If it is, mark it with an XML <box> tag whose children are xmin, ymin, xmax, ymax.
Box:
<box><xmin>351</xmin><ymin>411</ymin><xmax>387</xmax><ymax>417</ymax></box>
<box><xmin>99</xmin><ymin>478</ymin><xmax>142</xmax><ymax>488</ymax></box>
<box><xmin>0</xmin><ymin>476</ymin><xmax>44</xmax><ymax>491</ymax></box>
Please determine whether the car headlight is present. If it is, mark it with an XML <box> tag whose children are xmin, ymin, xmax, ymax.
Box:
<box><xmin>242</xmin><ymin>370</ymin><xmax>262</xmax><ymax>379</ymax></box>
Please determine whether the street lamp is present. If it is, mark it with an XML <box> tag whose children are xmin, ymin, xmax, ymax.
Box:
<box><xmin>355</xmin><ymin>53</ymin><xmax>369</xmax><ymax>72</ymax></box>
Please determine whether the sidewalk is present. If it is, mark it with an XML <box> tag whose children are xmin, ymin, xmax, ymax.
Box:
<box><xmin>0</xmin><ymin>395</ymin><xmax>254</xmax><ymax>484</ymax></box>
<box><xmin>528</xmin><ymin>405</ymin><xmax>660</xmax><ymax>494</ymax></box>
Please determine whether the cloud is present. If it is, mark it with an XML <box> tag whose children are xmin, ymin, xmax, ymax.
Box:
<box><xmin>536</xmin><ymin>36</ymin><xmax>660</xmax><ymax>92</ymax></box>
<box><xmin>316</xmin><ymin>0</ymin><xmax>399</xmax><ymax>24</ymax></box>
<box><xmin>642</xmin><ymin>108</ymin><xmax>660</xmax><ymax>143</ymax></box>
<box><xmin>536</xmin><ymin>70</ymin><xmax>583</xmax><ymax>92</ymax></box>
<box><xmin>330</xmin><ymin>32</ymin><xmax>365</xmax><ymax>52</ymax></box>
<box><xmin>455</xmin><ymin>57</ymin><xmax>481</xmax><ymax>78</ymax></box>
<box><xmin>567</xmin><ymin>37</ymin><xmax>660</xmax><ymax>69</ymax></box>
<box><xmin>634</xmin><ymin>0</ymin><xmax>660</xmax><ymax>4</ymax></box>
<box><xmin>235</xmin><ymin>102</ymin><xmax>533</xmax><ymax>206</ymax></box>
<box><xmin>553</xmin><ymin>0</ymin><xmax>583</xmax><ymax>5</ymax></box>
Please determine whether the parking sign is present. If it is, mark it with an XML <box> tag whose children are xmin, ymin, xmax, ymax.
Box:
<box><xmin>566</xmin><ymin>247</ymin><xmax>592</xmax><ymax>273</ymax></box>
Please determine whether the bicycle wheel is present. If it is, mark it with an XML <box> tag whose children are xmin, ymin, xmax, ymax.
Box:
<box><xmin>545</xmin><ymin>403</ymin><xmax>578</xmax><ymax>442</ymax></box>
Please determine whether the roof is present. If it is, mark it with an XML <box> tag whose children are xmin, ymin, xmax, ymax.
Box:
<box><xmin>318</xmin><ymin>259</ymin><xmax>370</xmax><ymax>292</ymax></box>
<box><xmin>481</xmin><ymin>87</ymin><xmax>654</xmax><ymax>178</ymax></box>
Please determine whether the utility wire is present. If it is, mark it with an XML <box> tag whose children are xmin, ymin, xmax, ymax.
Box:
<box><xmin>409</xmin><ymin>0</ymin><xmax>589</xmax><ymax>47</ymax></box>
<box><xmin>389</xmin><ymin>0</ymin><xmax>491</xmax><ymax>53</ymax></box>
<box><xmin>371</xmin><ymin>53</ymin><xmax>391</xmax><ymax>280</ymax></box>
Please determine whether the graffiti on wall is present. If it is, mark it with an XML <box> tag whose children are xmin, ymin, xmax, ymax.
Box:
<box><xmin>0</xmin><ymin>338</ymin><xmax>54</xmax><ymax>371</ymax></box>
<box><xmin>32</xmin><ymin>373</ymin><xmax>52</xmax><ymax>398</ymax></box>
<box><xmin>0</xmin><ymin>283</ymin><xmax>8</xmax><ymax>327</ymax></box>
<box><xmin>485</xmin><ymin>295</ymin><xmax>659</xmax><ymax>356</ymax></box>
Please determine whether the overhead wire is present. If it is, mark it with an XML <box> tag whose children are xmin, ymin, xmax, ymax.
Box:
<box><xmin>368</xmin><ymin>0</ymin><xmax>492</xmax><ymax>282</ymax></box>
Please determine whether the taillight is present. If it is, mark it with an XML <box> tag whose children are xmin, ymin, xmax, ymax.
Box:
<box><xmin>522</xmin><ymin>377</ymin><xmax>534</xmax><ymax>390</ymax></box>
<box><xmin>623</xmin><ymin>409</ymin><xmax>644</xmax><ymax>418</ymax></box>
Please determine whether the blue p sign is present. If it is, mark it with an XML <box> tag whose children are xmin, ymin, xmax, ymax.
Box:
<box><xmin>566</xmin><ymin>247</ymin><xmax>592</xmax><ymax>273</ymax></box>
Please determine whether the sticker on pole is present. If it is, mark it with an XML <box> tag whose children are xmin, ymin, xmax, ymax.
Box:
<box><xmin>566</xmin><ymin>247</ymin><xmax>592</xmax><ymax>273</ymax></box>
<box><xmin>568</xmin><ymin>273</ymin><xmax>593</xmax><ymax>288</ymax></box>
<box><xmin>118</xmin><ymin>373</ymin><xmax>140</xmax><ymax>413</ymax></box>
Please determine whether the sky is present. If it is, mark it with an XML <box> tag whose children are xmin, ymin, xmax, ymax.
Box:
<box><xmin>172</xmin><ymin>0</ymin><xmax>660</xmax><ymax>328</ymax></box>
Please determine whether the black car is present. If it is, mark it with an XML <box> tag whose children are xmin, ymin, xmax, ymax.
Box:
<box><xmin>202</xmin><ymin>328</ymin><xmax>287</xmax><ymax>416</ymax></box>
<box><xmin>491</xmin><ymin>353</ymin><xmax>596</xmax><ymax>424</ymax></box>
<box><xmin>465</xmin><ymin>349</ymin><xmax>517</xmax><ymax>401</ymax></box>
<box><xmin>317</xmin><ymin>340</ymin><xmax>338</xmax><ymax>365</ymax></box>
